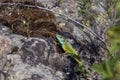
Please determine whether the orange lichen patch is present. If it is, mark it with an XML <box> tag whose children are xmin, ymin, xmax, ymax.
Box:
<box><xmin>0</xmin><ymin>1</ymin><xmax>57</xmax><ymax>38</ymax></box>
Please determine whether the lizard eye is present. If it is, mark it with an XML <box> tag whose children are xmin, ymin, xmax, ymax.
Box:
<box><xmin>58</xmin><ymin>35</ymin><xmax>64</xmax><ymax>41</ymax></box>
<box><xmin>58</xmin><ymin>35</ymin><xmax>63</xmax><ymax>38</ymax></box>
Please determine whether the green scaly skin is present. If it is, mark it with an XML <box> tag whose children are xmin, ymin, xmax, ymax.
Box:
<box><xmin>56</xmin><ymin>34</ymin><xmax>83</xmax><ymax>66</ymax></box>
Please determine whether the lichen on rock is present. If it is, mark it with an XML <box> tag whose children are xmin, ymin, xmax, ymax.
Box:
<box><xmin>0</xmin><ymin>35</ymin><xmax>13</xmax><ymax>70</ymax></box>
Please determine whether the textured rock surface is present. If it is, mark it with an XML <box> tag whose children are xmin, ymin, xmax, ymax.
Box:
<box><xmin>0</xmin><ymin>0</ymin><xmax>113</xmax><ymax>80</ymax></box>
<box><xmin>7</xmin><ymin>54</ymin><xmax>65</xmax><ymax>80</ymax></box>
<box><xmin>0</xmin><ymin>1</ymin><xmax>68</xmax><ymax>80</ymax></box>
<box><xmin>0</xmin><ymin>24</ymin><xmax>11</xmax><ymax>35</ymax></box>
<box><xmin>0</xmin><ymin>34</ymin><xmax>69</xmax><ymax>80</ymax></box>
<box><xmin>0</xmin><ymin>35</ymin><xmax>13</xmax><ymax>70</ymax></box>
<box><xmin>5</xmin><ymin>37</ymin><xmax>71</xmax><ymax>80</ymax></box>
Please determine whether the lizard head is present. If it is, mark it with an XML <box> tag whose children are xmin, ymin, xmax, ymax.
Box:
<box><xmin>56</xmin><ymin>34</ymin><xmax>66</xmax><ymax>46</ymax></box>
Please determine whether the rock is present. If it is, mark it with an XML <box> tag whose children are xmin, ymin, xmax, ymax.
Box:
<box><xmin>0</xmin><ymin>35</ymin><xmax>13</xmax><ymax>70</ymax></box>
<box><xmin>37</xmin><ymin>0</ymin><xmax>56</xmax><ymax>8</ymax></box>
<box><xmin>6</xmin><ymin>37</ymin><xmax>68</xmax><ymax>80</ymax></box>
<box><xmin>0</xmin><ymin>71</ymin><xmax>6</xmax><ymax>80</ymax></box>
<box><xmin>9</xmin><ymin>34</ymin><xmax>26</xmax><ymax>49</ymax></box>
<box><xmin>0</xmin><ymin>0</ymin><xmax>109</xmax><ymax>80</ymax></box>
<box><xmin>61</xmin><ymin>1</ymin><xmax>79</xmax><ymax>19</ymax></box>
<box><xmin>7</xmin><ymin>54</ymin><xmax>65</xmax><ymax>80</ymax></box>
<box><xmin>0</xmin><ymin>24</ymin><xmax>11</xmax><ymax>35</ymax></box>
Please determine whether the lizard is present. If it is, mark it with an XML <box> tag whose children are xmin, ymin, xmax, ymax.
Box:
<box><xmin>56</xmin><ymin>34</ymin><xmax>83</xmax><ymax>67</ymax></box>
<box><xmin>56</xmin><ymin>34</ymin><xmax>92</xmax><ymax>78</ymax></box>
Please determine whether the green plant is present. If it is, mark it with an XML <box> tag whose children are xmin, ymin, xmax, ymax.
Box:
<box><xmin>59</xmin><ymin>0</ymin><xmax>64</xmax><ymax>6</ymax></box>
<box><xmin>107</xmin><ymin>0</ymin><xmax>120</xmax><ymax>55</ymax></box>
<box><xmin>92</xmin><ymin>56</ymin><xmax>120</xmax><ymax>80</ymax></box>
<box><xmin>24</xmin><ymin>17</ymin><xmax>31</xmax><ymax>37</ymax></box>
<box><xmin>107</xmin><ymin>27</ymin><xmax>120</xmax><ymax>54</ymax></box>
<box><xmin>11</xmin><ymin>24</ymin><xmax>14</xmax><ymax>33</ymax></box>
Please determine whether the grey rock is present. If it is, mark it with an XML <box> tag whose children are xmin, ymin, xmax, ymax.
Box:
<box><xmin>9</xmin><ymin>34</ymin><xmax>26</xmax><ymax>49</ymax></box>
<box><xmin>0</xmin><ymin>71</ymin><xmax>6</xmax><ymax>80</ymax></box>
<box><xmin>0</xmin><ymin>35</ymin><xmax>13</xmax><ymax>70</ymax></box>
<box><xmin>0</xmin><ymin>0</ymin><xmax>113</xmax><ymax>80</ymax></box>
<box><xmin>61</xmin><ymin>1</ymin><xmax>79</xmax><ymax>19</ymax></box>
<box><xmin>37</xmin><ymin>0</ymin><xmax>56</xmax><ymax>8</ymax></box>
<box><xmin>0</xmin><ymin>24</ymin><xmax>11</xmax><ymax>35</ymax></box>
<box><xmin>6</xmin><ymin>37</ymin><xmax>67</xmax><ymax>80</ymax></box>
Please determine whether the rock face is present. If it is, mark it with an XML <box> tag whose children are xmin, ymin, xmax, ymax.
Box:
<box><xmin>0</xmin><ymin>1</ymin><xmax>69</xmax><ymax>80</ymax></box>
<box><xmin>0</xmin><ymin>0</ymin><xmax>111</xmax><ymax>80</ymax></box>
<box><xmin>0</xmin><ymin>35</ymin><xmax>13</xmax><ymax>70</ymax></box>
<box><xmin>6</xmin><ymin>38</ymin><xmax>67</xmax><ymax>80</ymax></box>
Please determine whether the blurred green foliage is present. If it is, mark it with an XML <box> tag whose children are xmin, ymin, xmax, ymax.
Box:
<box><xmin>107</xmin><ymin>26</ymin><xmax>120</xmax><ymax>54</ymax></box>
<box><xmin>92</xmin><ymin>56</ymin><xmax>120</xmax><ymax>80</ymax></box>
<box><xmin>107</xmin><ymin>0</ymin><xmax>120</xmax><ymax>54</ymax></box>
<box><xmin>116</xmin><ymin>0</ymin><xmax>120</xmax><ymax>17</ymax></box>
<box><xmin>93</xmin><ymin>1</ymin><xmax>120</xmax><ymax>80</ymax></box>
<box><xmin>56</xmin><ymin>0</ymin><xmax>64</xmax><ymax>7</ymax></box>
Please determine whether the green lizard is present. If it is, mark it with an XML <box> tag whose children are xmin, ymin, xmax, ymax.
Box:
<box><xmin>56</xmin><ymin>34</ymin><xmax>83</xmax><ymax>66</ymax></box>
